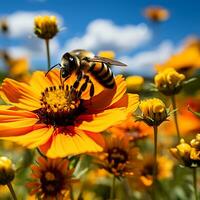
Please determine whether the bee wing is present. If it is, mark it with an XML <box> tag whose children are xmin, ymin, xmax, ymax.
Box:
<box><xmin>87</xmin><ymin>56</ymin><xmax>127</xmax><ymax>67</ymax></box>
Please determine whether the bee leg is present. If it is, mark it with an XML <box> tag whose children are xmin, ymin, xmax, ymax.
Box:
<box><xmin>88</xmin><ymin>80</ymin><xmax>94</xmax><ymax>98</ymax></box>
<box><xmin>73</xmin><ymin>71</ymin><xmax>83</xmax><ymax>89</ymax></box>
<box><xmin>77</xmin><ymin>75</ymin><xmax>90</xmax><ymax>98</ymax></box>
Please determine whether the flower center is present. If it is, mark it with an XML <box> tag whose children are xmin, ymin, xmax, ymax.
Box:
<box><xmin>41</xmin><ymin>170</ymin><xmax>63</xmax><ymax>196</ymax></box>
<box><xmin>36</xmin><ymin>85</ymin><xmax>83</xmax><ymax>126</ymax></box>
<box><xmin>107</xmin><ymin>147</ymin><xmax>128</xmax><ymax>169</ymax></box>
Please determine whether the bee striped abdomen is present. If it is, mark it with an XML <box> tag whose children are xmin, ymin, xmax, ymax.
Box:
<box><xmin>89</xmin><ymin>62</ymin><xmax>115</xmax><ymax>88</ymax></box>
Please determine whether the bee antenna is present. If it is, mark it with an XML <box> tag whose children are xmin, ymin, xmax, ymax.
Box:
<box><xmin>45</xmin><ymin>63</ymin><xmax>61</xmax><ymax>76</ymax></box>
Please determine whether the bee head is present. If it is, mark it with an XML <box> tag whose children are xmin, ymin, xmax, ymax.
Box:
<box><xmin>61</xmin><ymin>52</ymin><xmax>77</xmax><ymax>78</ymax></box>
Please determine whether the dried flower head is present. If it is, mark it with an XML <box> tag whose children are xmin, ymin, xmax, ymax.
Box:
<box><xmin>0</xmin><ymin>156</ymin><xmax>15</xmax><ymax>185</ymax></box>
<box><xmin>154</xmin><ymin>68</ymin><xmax>185</xmax><ymax>96</ymax></box>
<box><xmin>138</xmin><ymin>98</ymin><xmax>169</xmax><ymax>126</ymax></box>
<box><xmin>34</xmin><ymin>15</ymin><xmax>58</xmax><ymax>39</ymax></box>
<box><xmin>27</xmin><ymin>156</ymin><xmax>75</xmax><ymax>199</ymax></box>
<box><xmin>94</xmin><ymin>136</ymin><xmax>142</xmax><ymax>178</ymax></box>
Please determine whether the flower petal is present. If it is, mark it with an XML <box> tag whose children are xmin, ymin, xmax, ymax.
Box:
<box><xmin>83</xmin><ymin>75</ymin><xmax>126</xmax><ymax>111</ymax></box>
<box><xmin>0</xmin><ymin>78</ymin><xmax>40</xmax><ymax>111</ymax></box>
<box><xmin>109</xmin><ymin>93</ymin><xmax>140</xmax><ymax>113</ymax></box>
<box><xmin>76</xmin><ymin>107</ymin><xmax>127</xmax><ymax>132</ymax></box>
<box><xmin>39</xmin><ymin>127</ymin><xmax>103</xmax><ymax>158</ymax></box>
<box><xmin>29</xmin><ymin>70</ymin><xmax>60</xmax><ymax>96</ymax></box>
<box><xmin>1</xmin><ymin>126</ymin><xmax>53</xmax><ymax>148</ymax></box>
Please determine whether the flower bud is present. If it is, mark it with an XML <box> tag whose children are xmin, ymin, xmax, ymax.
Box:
<box><xmin>126</xmin><ymin>76</ymin><xmax>144</xmax><ymax>92</ymax></box>
<box><xmin>190</xmin><ymin>133</ymin><xmax>200</xmax><ymax>149</ymax></box>
<box><xmin>154</xmin><ymin>68</ymin><xmax>185</xmax><ymax>96</ymax></box>
<box><xmin>34</xmin><ymin>15</ymin><xmax>58</xmax><ymax>39</ymax></box>
<box><xmin>139</xmin><ymin>98</ymin><xmax>168</xmax><ymax>126</ymax></box>
<box><xmin>98</xmin><ymin>51</ymin><xmax>115</xmax><ymax>60</ymax></box>
<box><xmin>0</xmin><ymin>157</ymin><xmax>15</xmax><ymax>185</ymax></box>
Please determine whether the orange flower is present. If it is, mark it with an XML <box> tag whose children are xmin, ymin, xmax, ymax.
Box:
<box><xmin>94</xmin><ymin>135</ymin><xmax>142</xmax><ymax>177</ymax></box>
<box><xmin>155</xmin><ymin>47</ymin><xmax>200</xmax><ymax>76</ymax></box>
<box><xmin>108</xmin><ymin>114</ymin><xmax>152</xmax><ymax>142</ymax></box>
<box><xmin>144</xmin><ymin>6</ymin><xmax>169</xmax><ymax>22</ymax></box>
<box><xmin>27</xmin><ymin>156</ymin><xmax>74</xmax><ymax>199</ymax></box>
<box><xmin>0</xmin><ymin>70</ymin><xmax>139</xmax><ymax>158</ymax></box>
<box><xmin>139</xmin><ymin>155</ymin><xmax>173</xmax><ymax>187</ymax></box>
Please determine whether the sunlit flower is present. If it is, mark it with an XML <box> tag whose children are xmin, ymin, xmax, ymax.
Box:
<box><xmin>34</xmin><ymin>15</ymin><xmax>58</xmax><ymax>39</ymax></box>
<box><xmin>139</xmin><ymin>155</ymin><xmax>173</xmax><ymax>187</ymax></box>
<box><xmin>138</xmin><ymin>98</ymin><xmax>169</xmax><ymax>126</ymax></box>
<box><xmin>0</xmin><ymin>156</ymin><xmax>15</xmax><ymax>185</ymax></box>
<box><xmin>126</xmin><ymin>76</ymin><xmax>144</xmax><ymax>93</ymax></box>
<box><xmin>94</xmin><ymin>135</ymin><xmax>142</xmax><ymax>177</ymax></box>
<box><xmin>0</xmin><ymin>70</ymin><xmax>139</xmax><ymax>158</ymax></box>
<box><xmin>108</xmin><ymin>114</ymin><xmax>152</xmax><ymax>142</ymax></box>
<box><xmin>170</xmin><ymin>137</ymin><xmax>200</xmax><ymax>167</ymax></box>
<box><xmin>144</xmin><ymin>6</ymin><xmax>169</xmax><ymax>22</ymax></box>
<box><xmin>155</xmin><ymin>47</ymin><xmax>200</xmax><ymax>77</ymax></box>
<box><xmin>154</xmin><ymin>68</ymin><xmax>185</xmax><ymax>96</ymax></box>
<box><xmin>97</xmin><ymin>50</ymin><xmax>115</xmax><ymax>60</ymax></box>
<box><xmin>27</xmin><ymin>156</ymin><xmax>74</xmax><ymax>199</ymax></box>
<box><xmin>3</xmin><ymin>54</ymin><xmax>30</xmax><ymax>82</ymax></box>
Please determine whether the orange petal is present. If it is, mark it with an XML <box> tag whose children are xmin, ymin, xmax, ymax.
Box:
<box><xmin>1</xmin><ymin>126</ymin><xmax>53</xmax><ymax>148</ymax></box>
<box><xmin>40</xmin><ymin>127</ymin><xmax>103</xmax><ymax>158</ymax></box>
<box><xmin>109</xmin><ymin>93</ymin><xmax>140</xmax><ymax>113</ymax></box>
<box><xmin>76</xmin><ymin>107</ymin><xmax>127</xmax><ymax>132</ymax></box>
<box><xmin>0</xmin><ymin>118</ymin><xmax>39</xmax><ymax>137</ymax></box>
<box><xmin>83</xmin><ymin>75</ymin><xmax>126</xmax><ymax>111</ymax></box>
<box><xmin>29</xmin><ymin>70</ymin><xmax>60</xmax><ymax>96</ymax></box>
<box><xmin>0</xmin><ymin>78</ymin><xmax>40</xmax><ymax>110</ymax></box>
<box><xmin>0</xmin><ymin>108</ymin><xmax>38</xmax><ymax>122</ymax></box>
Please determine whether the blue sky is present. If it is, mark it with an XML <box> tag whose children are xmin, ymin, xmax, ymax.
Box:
<box><xmin>0</xmin><ymin>0</ymin><xmax>200</xmax><ymax>76</ymax></box>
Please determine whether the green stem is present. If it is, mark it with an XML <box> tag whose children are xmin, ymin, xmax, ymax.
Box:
<box><xmin>110</xmin><ymin>175</ymin><xmax>116</xmax><ymax>200</ymax></box>
<box><xmin>153</xmin><ymin>125</ymin><xmax>158</xmax><ymax>200</ymax></box>
<box><xmin>7</xmin><ymin>182</ymin><xmax>17</xmax><ymax>200</ymax></box>
<box><xmin>193</xmin><ymin>168</ymin><xmax>198</xmax><ymax>200</ymax></box>
<box><xmin>171</xmin><ymin>95</ymin><xmax>181</xmax><ymax>141</ymax></box>
<box><xmin>45</xmin><ymin>39</ymin><xmax>51</xmax><ymax>70</ymax></box>
<box><xmin>70</xmin><ymin>185</ymin><xmax>74</xmax><ymax>200</ymax></box>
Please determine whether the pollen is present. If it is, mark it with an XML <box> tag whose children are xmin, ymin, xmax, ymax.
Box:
<box><xmin>36</xmin><ymin>85</ymin><xmax>82</xmax><ymax>126</ymax></box>
<box><xmin>45</xmin><ymin>171</ymin><xmax>56</xmax><ymax>181</ymax></box>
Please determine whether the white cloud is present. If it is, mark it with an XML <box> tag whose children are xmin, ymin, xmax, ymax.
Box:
<box><xmin>6</xmin><ymin>11</ymin><xmax>62</xmax><ymax>38</ymax></box>
<box><xmin>8</xmin><ymin>38</ymin><xmax>60</xmax><ymax>59</ymax></box>
<box><xmin>117</xmin><ymin>41</ymin><xmax>176</xmax><ymax>76</ymax></box>
<box><xmin>64</xmin><ymin>19</ymin><xmax>152</xmax><ymax>53</ymax></box>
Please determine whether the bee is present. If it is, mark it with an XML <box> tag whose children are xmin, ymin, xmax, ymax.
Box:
<box><xmin>46</xmin><ymin>49</ymin><xmax>127</xmax><ymax>98</ymax></box>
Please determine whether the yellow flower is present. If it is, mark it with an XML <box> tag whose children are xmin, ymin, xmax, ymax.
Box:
<box><xmin>170</xmin><ymin>138</ymin><xmax>200</xmax><ymax>167</ymax></box>
<box><xmin>154</xmin><ymin>68</ymin><xmax>185</xmax><ymax>95</ymax></box>
<box><xmin>0</xmin><ymin>70</ymin><xmax>139</xmax><ymax>158</ymax></box>
<box><xmin>155</xmin><ymin>47</ymin><xmax>200</xmax><ymax>77</ymax></box>
<box><xmin>27</xmin><ymin>156</ymin><xmax>74</xmax><ymax>199</ymax></box>
<box><xmin>139</xmin><ymin>98</ymin><xmax>168</xmax><ymax>126</ymax></box>
<box><xmin>97</xmin><ymin>51</ymin><xmax>115</xmax><ymax>60</ymax></box>
<box><xmin>126</xmin><ymin>76</ymin><xmax>144</xmax><ymax>92</ymax></box>
<box><xmin>139</xmin><ymin>155</ymin><xmax>173</xmax><ymax>187</ymax></box>
<box><xmin>144</xmin><ymin>6</ymin><xmax>169</xmax><ymax>22</ymax></box>
<box><xmin>190</xmin><ymin>134</ymin><xmax>200</xmax><ymax>149</ymax></box>
<box><xmin>0</xmin><ymin>156</ymin><xmax>15</xmax><ymax>185</ymax></box>
<box><xmin>34</xmin><ymin>15</ymin><xmax>58</xmax><ymax>39</ymax></box>
<box><xmin>94</xmin><ymin>135</ymin><xmax>142</xmax><ymax>178</ymax></box>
